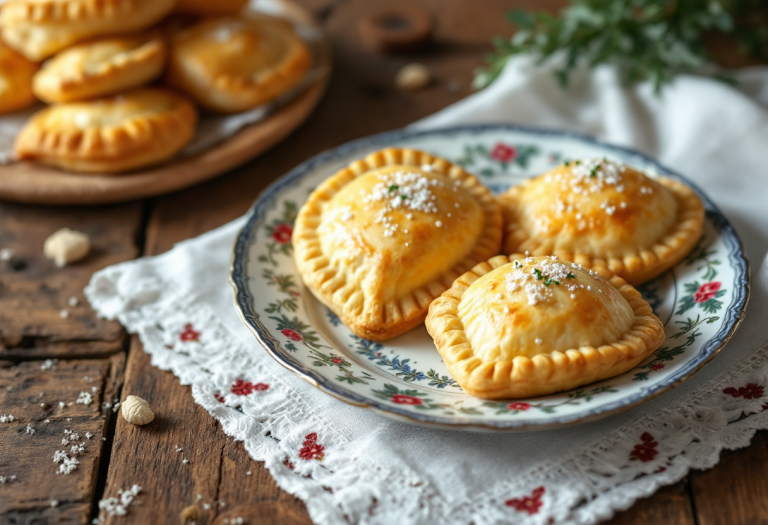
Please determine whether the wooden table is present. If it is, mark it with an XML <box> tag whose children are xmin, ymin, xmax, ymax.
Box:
<box><xmin>1</xmin><ymin>1</ymin><xmax>765</xmax><ymax>523</ymax></box>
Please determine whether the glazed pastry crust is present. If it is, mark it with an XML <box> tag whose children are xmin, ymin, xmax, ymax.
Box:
<box><xmin>174</xmin><ymin>0</ymin><xmax>248</xmax><ymax>15</ymax></box>
<box><xmin>0</xmin><ymin>0</ymin><xmax>175</xmax><ymax>61</ymax></box>
<box><xmin>15</xmin><ymin>88</ymin><xmax>198</xmax><ymax>174</ymax></box>
<box><xmin>166</xmin><ymin>14</ymin><xmax>311</xmax><ymax>113</ymax></box>
<box><xmin>32</xmin><ymin>34</ymin><xmax>166</xmax><ymax>103</ymax></box>
<box><xmin>500</xmin><ymin>162</ymin><xmax>704</xmax><ymax>285</ymax></box>
<box><xmin>293</xmin><ymin>148</ymin><xmax>503</xmax><ymax>341</ymax></box>
<box><xmin>0</xmin><ymin>42</ymin><xmax>39</xmax><ymax>114</ymax></box>
<box><xmin>426</xmin><ymin>255</ymin><xmax>666</xmax><ymax>399</ymax></box>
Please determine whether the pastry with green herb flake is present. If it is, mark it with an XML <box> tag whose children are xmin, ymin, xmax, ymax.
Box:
<box><xmin>293</xmin><ymin>148</ymin><xmax>503</xmax><ymax>341</ymax></box>
<box><xmin>425</xmin><ymin>255</ymin><xmax>664</xmax><ymax>399</ymax></box>
<box><xmin>499</xmin><ymin>159</ymin><xmax>704</xmax><ymax>285</ymax></box>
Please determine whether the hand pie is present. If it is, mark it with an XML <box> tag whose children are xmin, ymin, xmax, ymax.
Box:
<box><xmin>0</xmin><ymin>0</ymin><xmax>174</xmax><ymax>61</ymax></box>
<box><xmin>165</xmin><ymin>15</ymin><xmax>311</xmax><ymax>113</ymax></box>
<box><xmin>293</xmin><ymin>148</ymin><xmax>503</xmax><ymax>341</ymax></box>
<box><xmin>32</xmin><ymin>34</ymin><xmax>166</xmax><ymax>103</ymax></box>
<box><xmin>174</xmin><ymin>0</ymin><xmax>248</xmax><ymax>15</ymax></box>
<box><xmin>0</xmin><ymin>41</ymin><xmax>39</xmax><ymax>114</ymax></box>
<box><xmin>15</xmin><ymin>88</ymin><xmax>197</xmax><ymax>174</ymax></box>
<box><xmin>499</xmin><ymin>159</ymin><xmax>704</xmax><ymax>285</ymax></box>
<box><xmin>426</xmin><ymin>255</ymin><xmax>665</xmax><ymax>399</ymax></box>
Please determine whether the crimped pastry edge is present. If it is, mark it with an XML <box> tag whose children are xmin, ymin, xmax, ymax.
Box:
<box><xmin>165</xmin><ymin>16</ymin><xmax>311</xmax><ymax>113</ymax></box>
<box><xmin>14</xmin><ymin>88</ymin><xmax>198</xmax><ymax>174</ymax></box>
<box><xmin>33</xmin><ymin>36</ymin><xmax>167</xmax><ymax>103</ymax></box>
<box><xmin>499</xmin><ymin>175</ymin><xmax>705</xmax><ymax>286</ymax></box>
<box><xmin>293</xmin><ymin>147</ymin><xmax>503</xmax><ymax>341</ymax></box>
<box><xmin>425</xmin><ymin>254</ymin><xmax>666</xmax><ymax>399</ymax></box>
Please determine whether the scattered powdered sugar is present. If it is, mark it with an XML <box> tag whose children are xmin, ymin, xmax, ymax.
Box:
<box><xmin>25</xmin><ymin>424</ymin><xmax>35</xmax><ymax>435</ymax></box>
<box><xmin>54</xmin><ymin>429</ymin><xmax>88</xmax><ymax>475</ymax></box>
<box><xmin>338</xmin><ymin>206</ymin><xmax>354</xmax><ymax>222</ymax></box>
<box><xmin>76</xmin><ymin>391</ymin><xmax>93</xmax><ymax>405</ymax></box>
<box><xmin>68</xmin><ymin>296</ymin><xmax>79</xmax><ymax>307</ymax></box>
<box><xmin>60</xmin><ymin>309</ymin><xmax>69</xmax><ymax>319</ymax></box>
<box><xmin>0</xmin><ymin>414</ymin><xmax>14</xmax><ymax>423</ymax></box>
<box><xmin>0</xmin><ymin>247</ymin><xmax>14</xmax><ymax>261</ymax></box>
<box><xmin>551</xmin><ymin>158</ymin><xmax>639</xmax><ymax>217</ymax></box>
<box><xmin>362</xmin><ymin>170</ymin><xmax>450</xmax><ymax>237</ymax></box>
<box><xmin>504</xmin><ymin>258</ymin><xmax>578</xmax><ymax>306</ymax></box>
<box><xmin>0</xmin><ymin>474</ymin><xmax>17</xmax><ymax>483</ymax></box>
<box><xmin>95</xmin><ymin>484</ymin><xmax>142</xmax><ymax>520</ymax></box>
<box><xmin>41</xmin><ymin>359</ymin><xmax>58</xmax><ymax>371</ymax></box>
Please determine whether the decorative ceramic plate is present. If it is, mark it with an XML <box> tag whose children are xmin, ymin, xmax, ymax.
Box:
<box><xmin>231</xmin><ymin>124</ymin><xmax>749</xmax><ymax>431</ymax></box>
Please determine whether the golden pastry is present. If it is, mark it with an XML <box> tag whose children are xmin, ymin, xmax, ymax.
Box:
<box><xmin>166</xmin><ymin>14</ymin><xmax>311</xmax><ymax>113</ymax></box>
<box><xmin>15</xmin><ymin>88</ymin><xmax>197</xmax><ymax>174</ymax></box>
<box><xmin>426</xmin><ymin>255</ymin><xmax>665</xmax><ymax>399</ymax></box>
<box><xmin>0</xmin><ymin>0</ymin><xmax>174</xmax><ymax>61</ymax></box>
<box><xmin>174</xmin><ymin>0</ymin><xmax>248</xmax><ymax>16</ymax></box>
<box><xmin>32</xmin><ymin>34</ymin><xmax>166</xmax><ymax>103</ymax></box>
<box><xmin>499</xmin><ymin>159</ymin><xmax>704</xmax><ymax>285</ymax></box>
<box><xmin>293</xmin><ymin>148</ymin><xmax>503</xmax><ymax>341</ymax></box>
<box><xmin>0</xmin><ymin>41</ymin><xmax>39</xmax><ymax>114</ymax></box>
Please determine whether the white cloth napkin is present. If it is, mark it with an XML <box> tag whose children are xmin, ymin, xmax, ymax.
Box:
<box><xmin>87</xmin><ymin>56</ymin><xmax>768</xmax><ymax>525</ymax></box>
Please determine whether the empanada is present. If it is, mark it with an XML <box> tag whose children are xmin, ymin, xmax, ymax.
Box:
<box><xmin>499</xmin><ymin>159</ymin><xmax>704</xmax><ymax>285</ymax></box>
<box><xmin>0</xmin><ymin>41</ymin><xmax>39</xmax><ymax>114</ymax></box>
<box><xmin>426</xmin><ymin>255</ymin><xmax>665</xmax><ymax>399</ymax></box>
<box><xmin>33</xmin><ymin>34</ymin><xmax>166</xmax><ymax>103</ymax></box>
<box><xmin>293</xmin><ymin>148</ymin><xmax>503</xmax><ymax>341</ymax></box>
<box><xmin>166</xmin><ymin>14</ymin><xmax>311</xmax><ymax>113</ymax></box>
<box><xmin>0</xmin><ymin>0</ymin><xmax>174</xmax><ymax>61</ymax></box>
<box><xmin>15</xmin><ymin>88</ymin><xmax>197</xmax><ymax>173</ymax></box>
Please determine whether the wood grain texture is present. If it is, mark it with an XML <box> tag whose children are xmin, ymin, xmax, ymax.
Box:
<box><xmin>690</xmin><ymin>430</ymin><xmax>768</xmax><ymax>525</ymax></box>
<box><xmin>605</xmin><ymin>482</ymin><xmax>696</xmax><ymax>525</ymax></box>
<box><xmin>0</xmin><ymin>202</ymin><xmax>142</xmax><ymax>359</ymax></box>
<box><xmin>0</xmin><ymin>354</ymin><xmax>124</xmax><ymax>524</ymax></box>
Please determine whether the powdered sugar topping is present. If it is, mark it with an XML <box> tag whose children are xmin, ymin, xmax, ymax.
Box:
<box><xmin>362</xmin><ymin>170</ymin><xmax>450</xmax><ymax>237</ymax></box>
<box><xmin>503</xmin><ymin>258</ymin><xmax>578</xmax><ymax>306</ymax></box>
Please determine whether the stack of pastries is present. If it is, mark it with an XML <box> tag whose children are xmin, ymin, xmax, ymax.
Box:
<box><xmin>293</xmin><ymin>149</ymin><xmax>705</xmax><ymax>399</ymax></box>
<box><xmin>0</xmin><ymin>0</ymin><xmax>311</xmax><ymax>174</ymax></box>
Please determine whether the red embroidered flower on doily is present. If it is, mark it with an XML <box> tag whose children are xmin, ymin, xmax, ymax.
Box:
<box><xmin>231</xmin><ymin>379</ymin><xmax>269</xmax><ymax>396</ymax></box>
<box><xmin>491</xmin><ymin>143</ymin><xmax>517</xmax><ymax>163</ymax></box>
<box><xmin>271</xmin><ymin>224</ymin><xmax>293</xmax><ymax>244</ymax></box>
<box><xmin>391</xmin><ymin>394</ymin><xmax>423</xmax><ymax>406</ymax></box>
<box><xmin>508</xmin><ymin>402</ymin><xmax>531</xmax><ymax>411</ymax></box>
<box><xmin>723</xmin><ymin>383</ymin><xmax>765</xmax><ymax>400</ymax></box>
<box><xmin>650</xmin><ymin>363</ymin><xmax>665</xmax><ymax>371</ymax></box>
<box><xmin>629</xmin><ymin>432</ymin><xmax>658</xmax><ymax>462</ymax></box>
<box><xmin>283</xmin><ymin>458</ymin><xmax>295</xmax><ymax>470</ymax></box>
<box><xmin>694</xmin><ymin>281</ymin><xmax>721</xmax><ymax>303</ymax></box>
<box><xmin>299</xmin><ymin>432</ymin><xmax>325</xmax><ymax>461</ymax></box>
<box><xmin>505</xmin><ymin>486</ymin><xmax>545</xmax><ymax>515</ymax></box>
<box><xmin>281</xmin><ymin>329</ymin><xmax>302</xmax><ymax>341</ymax></box>
<box><xmin>179</xmin><ymin>323</ymin><xmax>201</xmax><ymax>342</ymax></box>
<box><xmin>214</xmin><ymin>393</ymin><xmax>225</xmax><ymax>403</ymax></box>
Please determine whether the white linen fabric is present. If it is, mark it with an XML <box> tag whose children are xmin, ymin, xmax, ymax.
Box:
<box><xmin>87</xmin><ymin>56</ymin><xmax>768</xmax><ymax>525</ymax></box>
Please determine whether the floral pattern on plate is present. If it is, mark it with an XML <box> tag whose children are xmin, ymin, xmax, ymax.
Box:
<box><xmin>231</xmin><ymin>124</ymin><xmax>749</xmax><ymax>430</ymax></box>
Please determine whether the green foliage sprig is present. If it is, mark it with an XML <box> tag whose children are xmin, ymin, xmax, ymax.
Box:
<box><xmin>474</xmin><ymin>0</ymin><xmax>768</xmax><ymax>92</ymax></box>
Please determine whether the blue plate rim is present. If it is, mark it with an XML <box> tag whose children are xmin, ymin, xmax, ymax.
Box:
<box><xmin>229</xmin><ymin>123</ymin><xmax>750</xmax><ymax>431</ymax></box>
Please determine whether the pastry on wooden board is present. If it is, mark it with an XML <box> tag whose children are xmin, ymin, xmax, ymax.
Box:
<box><xmin>15</xmin><ymin>87</ymin><xmax>197</xmax><ymax>174</ymax></box>
<box><xmin>0</xmin><ymin>0</ymin><xmax>175</xmax><ymax>61</ymax></box>
<box><xmin>32</xmin><ymin>34</ymin><xmax>166</xmax><ymax>103</ymax></box>
<box><xmin>165</xmin><ymin>14</ymin><xmax>311</xmax><ymax>113</ymax></box>
<box><xmin>293</xmin><ymin>148</ymin><xmax>503</xmax><ymax>341</ymax></box>
<box><xmin>0</xmin><ymin>41</ymin><xmax>39</xmax><ymax>114</ymax></box>
<box><xmin>425</xmin><ymin>254</ymin><xmax>665</xmax><ymax>399</ymax></box>
<box><xmin>499</xmin><ymin>159</ymin><xmax>704</xmax><ymax>285</ymax></box>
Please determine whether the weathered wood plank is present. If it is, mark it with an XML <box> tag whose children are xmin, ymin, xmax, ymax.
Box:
<box><xmin>0</xmin><ymin>202</ymin><xmax>143</xmax><ymax>359</ymax></box>
<box><xmin>0</xmin><ymin>353</ymin><xmax>125</xmax><ymax>524</ymax></box>
<box><xmin>605</xmin><ymin>481</ymin><xmax>696</xmax><ymax>525</ymax></box>
<box><xmin>690</xmin><ymin>429</ymin><xmax>768</xmax><ymax>525</ymax></box>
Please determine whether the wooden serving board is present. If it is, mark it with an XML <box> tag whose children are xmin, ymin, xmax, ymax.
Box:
<box><xmin>0</xmin><ymin>1</ymin><xmax>328</xmax><ymax>206</ymax></box>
